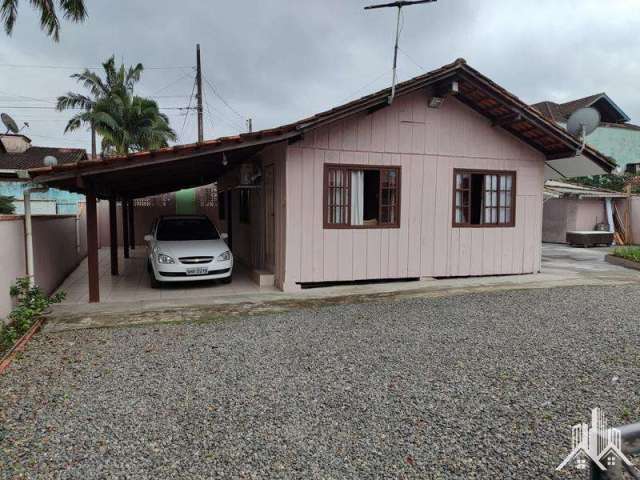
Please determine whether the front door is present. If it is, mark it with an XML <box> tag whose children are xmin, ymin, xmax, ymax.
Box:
<box><xmin>264</xmin><ymin>164</ymin><xmax>275</xmax><ymax>270</ymax></box>
<box><xmin>175</xmin><ymin>188</ymin><xmax>197</xmax><ymax>214</ymax></box>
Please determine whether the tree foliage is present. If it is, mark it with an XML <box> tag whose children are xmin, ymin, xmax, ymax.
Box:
<box><xmin>0</xmin><ymin>195</ymin><xmax>15</xmax><ymax>214</ymax></box>
<box><xmin>57</xmin><ymin>56</ymin><xmax>175</xmax><ymax>156</ymax></box>
<box><xmin>1</xmin><ymin>0</ymin><xmax>87</xmax><ymax>41</ymax></box>
<box><xmin>94</xmin><ymin>92</ymin><xmax>177</xmax><ymax>155</ymax></box>
<box><xmin>571</xmin><ymin>174</ymin><xmax>640</xmax><ymax>194</ymax></box>
<box><xmin>57</xmin><ymin>56</ymin><xmax>144</xmax><ymax>136</ymax></box>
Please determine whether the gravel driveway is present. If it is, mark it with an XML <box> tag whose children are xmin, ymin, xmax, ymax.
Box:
<box><xmin>2</xmin><ymin>285</ymin><xmax>640</xmax><ymax>479</ymax></box>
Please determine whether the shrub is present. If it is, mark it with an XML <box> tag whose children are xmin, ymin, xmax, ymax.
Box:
<box><xmin>612</xmin><ymin>246</ymin><xmax>640</xmax><ymax>264</ymax></box>
<box><xmin>0</xmin><ymin>195</ymin><xmax>15</xmax><ymax>215</ymax></box>
<box><xmin>0</xmin><ymin>278</ymin><xmax>65</xmax><ymax>355</ymax></box>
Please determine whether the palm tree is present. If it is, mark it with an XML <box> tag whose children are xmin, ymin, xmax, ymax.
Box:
<box><xmin>1</xmin><ymin>0</ymin><xmax>87</xmax><ymax>41</ymax></box>
<box><xmin>93</xmin><ymin>91</ymin><xmax>177</xmax><ymax>156</ymax></box>
<box><xmin>57</xmin><ymin>56</ymin><xmax>143</xmax><ymax>158</ymax></box>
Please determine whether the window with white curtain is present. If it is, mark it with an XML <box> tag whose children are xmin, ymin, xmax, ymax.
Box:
<box><xmin>324</xmin><ymin>164</ymin><xmax>400</xmax><ymax>228</ymax></box>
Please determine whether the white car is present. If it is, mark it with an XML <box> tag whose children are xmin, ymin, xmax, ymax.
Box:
<box><xmin>144</xmin><ymin>215</ymin><xmax>233</xmax><ymax>288</ymax></box>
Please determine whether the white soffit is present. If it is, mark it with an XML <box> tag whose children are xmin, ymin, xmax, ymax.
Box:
<box><xmin>544</xmin><ymin>154</ymin><xmax>608</xmax><ymax>180</ymax></box>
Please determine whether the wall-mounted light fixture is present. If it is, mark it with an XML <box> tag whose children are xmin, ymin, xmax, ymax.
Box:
<box><xmin>428</xmin><ymin>97</ymin><xmax>444</xmax><ymax>109</ymax></box>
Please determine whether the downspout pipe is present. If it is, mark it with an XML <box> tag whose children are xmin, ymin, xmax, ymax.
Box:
<box><xmin>23</xmin><ymin>184</ymin><xmax>49</xmax><ymax>287</ymax></box>
<box><xmin>605</xmin><ymin>197</ymin><xmax>615</xmax><ymax>245</ymax></box>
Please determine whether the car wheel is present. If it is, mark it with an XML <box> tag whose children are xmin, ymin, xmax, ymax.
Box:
<box><xmin>150</xmin><ymin>272</ymin><xmax>162</xmax><ymax>289</ymax></box>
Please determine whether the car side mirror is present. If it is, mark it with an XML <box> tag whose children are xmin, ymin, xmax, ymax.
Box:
<box><xmin>144</xmin><ymin>234</ymin><xmax>153</xmax><ymax>242</ymax></box>
<box><xmin>220</xmin><ymin>233</ymin><xmax>228</xmax><ymax>241</ymax></box>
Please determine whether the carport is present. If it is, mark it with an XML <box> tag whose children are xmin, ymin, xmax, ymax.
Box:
<box><xmin>27</xmin><ymin>129</ymin><xmax>299</xmax><ymax>302</ymax></box>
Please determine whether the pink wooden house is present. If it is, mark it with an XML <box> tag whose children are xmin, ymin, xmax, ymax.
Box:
<box><xmin>30</xmin><ymin>59</ymin><xmax>614</xmax><ymax>299</ymax></box>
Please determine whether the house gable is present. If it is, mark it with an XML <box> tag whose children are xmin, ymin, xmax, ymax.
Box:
<box><xmin>282</xmin><ymin>86</ymin><xmax>544</xmax><ymax>288</ymax></box>
<box><xmin>294</xmin><ymin>90</ymin><xmax>545</xmax><ymax>166</ymax></box>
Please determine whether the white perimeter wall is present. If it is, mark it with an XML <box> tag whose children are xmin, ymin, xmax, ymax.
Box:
<box><xmin>0</xmin><ymin>213</ymin><xmax>86</xmax><ymax>323</ymax></box>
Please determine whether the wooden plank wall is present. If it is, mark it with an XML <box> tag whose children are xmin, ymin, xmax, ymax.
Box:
<box><xmin>260</xmin><ymin>143</ymin><xmax>287</xmax><ymax>289</ymax></box>
<box><xmin>214</xmin><ymin>142</ymin><xmax>287</xmax><ymax>287</ymax></box>
<box><xmin>284</xmin><ymin>92</ymin><xmax>544</xmax><ymax>287</ymax></box>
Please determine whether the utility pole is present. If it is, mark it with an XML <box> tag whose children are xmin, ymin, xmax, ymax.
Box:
<box><xmin>364</xmin><ymin>0</ymin><xmax>437</xmax><ymax>104</ymax></box>
<box><xmin>196</xmin><ymin>44</ymin><xmax>204</xmax><ymax>143</ymax></box>
<box><xmin>246</xmin><ymin>118</ymin><xmax>252</xmax><ymax>133</ymax></box>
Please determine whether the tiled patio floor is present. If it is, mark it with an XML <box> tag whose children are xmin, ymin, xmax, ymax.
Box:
<box><xmin>57</xmin><ymin>247</ymin><xmax>275</xmax><ymax>305</ymax></box>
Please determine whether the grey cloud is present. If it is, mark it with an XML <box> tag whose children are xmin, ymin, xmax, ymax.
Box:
<box><xmin>0</xmin><ymin>0</ymin><xmax>638</xmax><ymax>152</ymax></box>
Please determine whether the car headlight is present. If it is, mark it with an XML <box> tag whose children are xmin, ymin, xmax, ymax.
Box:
<box><xmin>156</xmin><ymin>253</ymin><xmax>175</xmax><ymax>264</ymax></box>
<box><xmin>217</xmin><ymin>251</ymin><xmax>231</xmax><ymax>262</ymax></box>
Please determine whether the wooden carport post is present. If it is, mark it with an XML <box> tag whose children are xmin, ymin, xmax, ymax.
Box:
<box><xmin>86</xmin><ymin>189</ymin><xmax>100</xmax><ymax>303</ymax></box>
<box><xmin>109</xmin><ymin>198</ymin><xmax>119</xmax><ymax>276</ymax></box>
<box><xmin>122</xmin><ymin>199</ymin><xmax>130</xmax><ymax>259</ymax></box>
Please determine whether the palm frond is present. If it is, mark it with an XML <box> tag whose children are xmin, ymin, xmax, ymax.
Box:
<box><xmin>30</xmin><ymin>0</ymin><xmax>61</xmax><ymax>41</ymax></box>
<box><xmin>58</xmin><ymin>56</ymin><xmax>173</xmax><ymax>154</ymax></box>
<box><xmin>103</xmin><ymin>56</ymin><xmax>118</xmax><ymax>92</ymax></box>
<box><xmin>125</xmin><ymin>63</ymin><xmax>144</xmax><ymax>91</ymax></box>
<box><xmin>56</xmin><ymin>92</ymin><xmax>93</xmax><ymax>111</ymax></box>
<box><xmin>1</xmin><ymin>0</ymin><xmax>19</xmax><ymax>35</ymax></box>
<box><xmin>92</xmin><ymin>110</ymin><xmax>120</xmax><ymax>133</ymax></box>
<box><xmin>57</xmin><ymin>0</ymin><xmax>87</xmax><ymax>21</ymax></box>
<box><xmin>70</xmin><ymin>69</ymin><xmax>107</xmax><ymax>98</ymax></box>
<box><xmin>3</xmin><ymin>0</ymin><xmax>85</xmax><ymax>39</ymax></box>
<box><xmin>64</xmin><ymin>111</ymin><xmax>90</xmax><ymax>133</ymax></box>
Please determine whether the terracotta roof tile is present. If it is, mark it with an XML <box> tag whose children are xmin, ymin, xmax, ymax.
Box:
<box><xmin>0</xmin><ymin>146</ymin><xmax>86</xmax><ymax>170</ymax></box>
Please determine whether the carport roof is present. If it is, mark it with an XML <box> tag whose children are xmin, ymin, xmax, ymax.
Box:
<box><xmin>28</xmin><ymin>58</ymin><xmax>616</xmax><ymax>198</ymax></box>
<box><xmin>544</xmin><ymin>180</ymin><xmax>628</xmax><ymax>199</ymax></box>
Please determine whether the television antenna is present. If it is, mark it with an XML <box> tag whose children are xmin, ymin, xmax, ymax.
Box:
<box><xmin>1</xmin><ymin>112</ymin><xmax>19</xmax><ymax>134</ymax></box>
<box><xmin>566</xmin><ymin>107</ymin><xmax>600</xmax><ymax>155</ymax></box>
<box><xmin>364</xmin><ymin>0</ymin><xmax>437</xmax><ymax>104</ymax></box>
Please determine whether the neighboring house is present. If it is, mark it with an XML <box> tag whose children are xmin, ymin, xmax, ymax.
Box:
<box><xmin>0</xmin><ymin>133</ymin><xmax>87</xmax><ymax>214</ymax></box>
<box><xmin>28</xmin><ymin>59</ymin><xmax>614</xmax><ymax>293</ymax></box>
<box><xmin>533</xmin><ymin>94</ymin><xmax>640</xmax><ymax>244</ymax></box>
<box><xmin>532</xmin><ymin>93</ymin><xmax>640</xmax><ymax>172</ymax></box>
<box><xmin>542</xmin><ymin>180</ymin><xmax>627</xmax><ymax>243</ymax></box>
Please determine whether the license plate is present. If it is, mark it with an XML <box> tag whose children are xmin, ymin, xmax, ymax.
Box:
<box><xmin>186</xmin><ymin>267</ymin><xmax>208</xmax><ymax>276</ymax></box>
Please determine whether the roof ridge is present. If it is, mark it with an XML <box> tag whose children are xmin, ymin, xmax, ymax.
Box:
<box><xmin>558</xmin><ymin>92</ymin><xmax>603</xmax><ymax>107</ymax></box>
<box><xmin>27</xmin><ymin>58</ymin><xmax>615</xmax><ymax>183</ymax></box>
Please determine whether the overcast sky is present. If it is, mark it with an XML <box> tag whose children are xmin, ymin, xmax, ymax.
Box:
<box><xmin>0</xmin><ymin>0</ymin><xmax>638</xmax><ymax>153</ymax></box>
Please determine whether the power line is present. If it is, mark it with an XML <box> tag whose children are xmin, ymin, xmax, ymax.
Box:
<box><xmin>204</xmin><ymin>96</ymin><xmax>245</xmax><ymax>131</ymax></box>
<box><xmin>0</xmin><ymin>90</ymin><xmax>54</xmax><ymax>104</ymax></box>
<box><xmin>180</xmin><ymin>77</ymin><xmax>198</xmax><ymax>140</ymax></box>
<box><xmin>201</xmin><ymin>74</ymin><xmax>244</xmax><ymax>120</ymax></box>
<box><xmin>0</xmin><ymin>63</ymin><xmax>192</xmax><ymax>70</ymax></box>
<box><xmin>205</xmin><ymin>106</ymin><xmax>244</xmax><ymax>132</ymax></box>
<box><xmin>148</xmin><ymin>70</ymin><xmax>194</xmax><ymax>96</ymax></box>
<box><xmin>0</xmin><ymin>105</ymin><xmax>193</xmax><ymax>111</ymax></box>
<box><xmin>338</xmin><ymin>70</ymin><xmax>391</xmax><ymax>104</ymax></box>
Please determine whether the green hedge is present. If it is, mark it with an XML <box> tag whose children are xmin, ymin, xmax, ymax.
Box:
<box><xmin>612</xmin><ymin>246</ymin><xmax>640</xmax><ymax>264</ymax></box>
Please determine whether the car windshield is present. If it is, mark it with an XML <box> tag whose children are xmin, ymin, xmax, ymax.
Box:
<box><xmin>156</xmin><ymin>218</ymin><xmax>220</xmax><ymax>241</ymax></box>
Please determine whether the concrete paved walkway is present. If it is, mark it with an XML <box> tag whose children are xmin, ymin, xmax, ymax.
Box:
<box><xmin>44</xmin><ymin>243</ymin><xmax>639</xmax><ymax>333</ymax></box>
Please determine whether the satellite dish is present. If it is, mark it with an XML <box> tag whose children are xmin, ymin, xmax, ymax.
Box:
<box><xmin>43</xmin><ymin>155</ymin><xmax>58</xmax><ymax>167</ymax></box>
<box><xmin>566</xmin><ymin>107</ymin><xmax>600</xmax><ymax>156</ymax></box>
<box><xmin>567</xmin><ymin>107</ymin><xmax>601</xmax><ymax>137</ymax></box>
<box><xmin>1</xmin><ymin>113</ymin><xmax>19</xmax><ymax>134</ymax></box>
